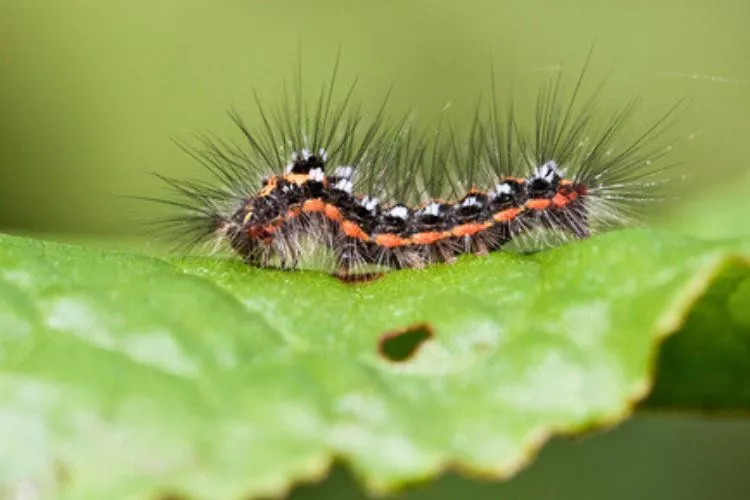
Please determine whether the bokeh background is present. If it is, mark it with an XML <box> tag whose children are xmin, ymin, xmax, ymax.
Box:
<box><xmin>2</xmin><ymin>1</ymin><xmax>749</xmax><ymax>498</ymax></box>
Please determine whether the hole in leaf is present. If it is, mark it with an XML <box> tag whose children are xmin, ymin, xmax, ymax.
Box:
<box><xmin>378</xmin><ymin>323</ymin><xmax>434</xmax><ymax>362</ymax></box>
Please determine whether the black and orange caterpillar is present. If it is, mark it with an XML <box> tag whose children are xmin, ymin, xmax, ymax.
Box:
<box><xmin>154</xmin><ymin>60</ymin><xmax>677</xmax><ymax>276</ymax></box>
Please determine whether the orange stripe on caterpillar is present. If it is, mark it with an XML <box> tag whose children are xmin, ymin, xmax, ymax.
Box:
<box><xmin>552</xmin><ymin>193</ymin><xmax>569</xmax><ymax>207</ymax></box>
<box><xmin>493</xmin><ymin>207</ymin><xmax>522</xmax><ymax>222</ymax></box>
<box><xmin>374</xmin><ymin>233</ymin><xmax>408</xmax><ymax>248</ymax></box>
<box><xmin>410</xmin><ymin>231</ymin><xmax>449</xmax><ymax>245</ymax></box>
<box><xmin>302</xmin><ymin>198</ymin><xmax>326</xmax><ymax>213</ymax></box>
<box><xmin>285</xmin><ymin>173</ymin><xmax>317</xmax><ymax>186</ymax></box>
<box><xmin>451</xmin><ymin>222</ymin><xmax>491</xmax><ymax>237</ymax></box>
<box><xmin>341</xmin><ymin>220</ymin><xmax>370</xmax><ymax>241</ymax></box>
<box><xmin>247</xmin><ymin>225</ymin><xmax>273</xmax><ymax>239</ymax></box>
<box><xmin>259</xmin><ymin>176</ymin><xmax>278</xmax><ymax>197</ymax></box>
<box><xmin>324</xmin><ymin>203</ymin><xmax>343</xmax><ymax>222</ymax></box>
<box><xmin>286</xmin><ymin>206</ymin><xmax>302</xmax><ymax>219</ymax></box>
<box><xmin>526</xmin><ymin>199</ymin><xmax>551</xmax><ymax>210</ymax></box>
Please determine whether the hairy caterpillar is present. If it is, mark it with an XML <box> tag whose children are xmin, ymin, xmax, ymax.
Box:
<box><xmin>152</xmin><ymin>56</ymin><xmax>678</xmax><ymax>277</ymax></box>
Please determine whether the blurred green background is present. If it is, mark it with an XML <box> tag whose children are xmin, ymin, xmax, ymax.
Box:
<box><xmin>2</xmin><ymin>0</ymin><xmax>750</xmax><ymax>240</ymax></box>
<box><xmin>2</xmin><ymin>1</ymin><xmax>749</xmax><ymax>498</ymax></box>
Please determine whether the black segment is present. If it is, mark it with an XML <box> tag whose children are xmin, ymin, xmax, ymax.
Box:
<box><xmin>289</xmin><ymin>154</ymin><xmax>326</xmax><ymax>174</ymax></box>
<box><xmin>453</xmin><ymin>193</ymin><xmax>489</xmax><ymax>222</ymax></box>
<box><xmin>489</xmin><ymin>180</ymin><xmax>525</xmax><ymax>211</ymax></box>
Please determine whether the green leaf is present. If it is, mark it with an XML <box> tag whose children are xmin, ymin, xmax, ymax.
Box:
<box><xmin>645</xmin><ymin>264</ymin><xmax>750</xmax><ymax>411</ymax></box>
<box><xmin>0</xmin><ymin>230</ymin><xmax>748</xmax><ymax>499</ymax></box>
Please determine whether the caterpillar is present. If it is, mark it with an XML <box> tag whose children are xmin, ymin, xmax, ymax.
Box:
<box><xmin>153</xmin><ymin>57</ymin><xmax>678</xmax><ymax>277</ymax></box>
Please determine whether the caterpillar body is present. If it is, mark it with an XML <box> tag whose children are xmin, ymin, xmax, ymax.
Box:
<box><xmin>156</xmin><ymin>59</ymin><xmax>677</xmax><ymax>277</ymax></box>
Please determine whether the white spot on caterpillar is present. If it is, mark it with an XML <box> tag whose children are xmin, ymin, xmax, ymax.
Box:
<box><xmin>360</xmin><ymin>197</ymin><xmax>379</xmax><ymax>213</ymax></box>
<box><xmin>319</xmin><ymin>148</ymin><xmax>328</xmax><ymax>161</ymax></box>
<box><xmin>421</xmin><ymin>202</ymin><xmax>442</xmax><ymax>216</ymax></box>
<box><xmin>533</xmin><ymin>160</ymin><xmax>563</xmax><ymax>181</ymax></box>
<box><xmin>461</xmin><ymin>196</ymin><xmax>481</xmax><ymax>208</ymax></box>
<box><xmin>333</xmin><ymin>165</ymin><xmax>354</xmax><ymax>180</ymax></box>
<box><xmin>333</xmin><ymin>179</ymin><xmax>353</xmax><ymax>194</ymax></box>
<box><xmin>308</xmin><ymin>167</ymin><xmax>325</xmax><ymax>182</ymax></box>
<box><xmin>388</xmin><ymin>205</ymin><xmax>409</xmax><ymax>220</ymax></box>
<box><xmin>493</xmin><ymin>183</ymin><xmax>513</xmax><ymax>196</ymax></box>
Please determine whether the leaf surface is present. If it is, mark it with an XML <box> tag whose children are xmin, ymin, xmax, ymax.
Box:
<box><xmin>0</xmin><ymin>230</ymin><xmax>748</xmax><ymax>499</ymax></box>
